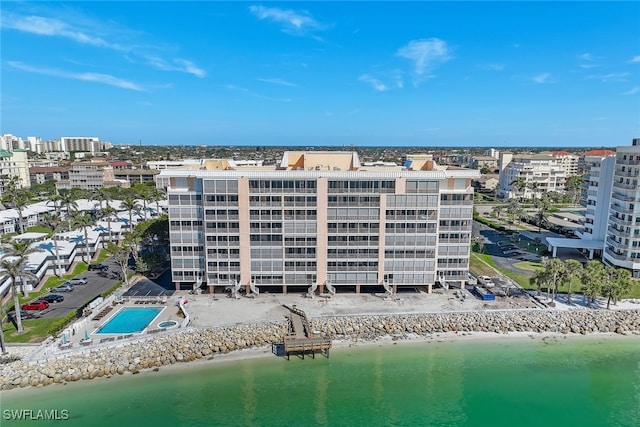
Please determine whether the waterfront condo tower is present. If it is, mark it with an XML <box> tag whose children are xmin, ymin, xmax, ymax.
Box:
<box><xmin>160</xmin><ymin>152</ymin><xmax>479</xmax><ymax>293</ymax></box>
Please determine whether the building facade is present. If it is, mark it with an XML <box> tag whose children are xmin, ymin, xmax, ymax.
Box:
<box><xmin>0</xmin><ymin>149</ymin><xmax>31</xmax><ymax>194</ymax></box>
<box><xmin>498</xmin><ymin>153</ymin><xmax>567</xmax><ymax>199</ymax></box>
<box><xmin>161</xmin><ymin>152</ymin><xmax>478</xmax><ymax>293</ymax></box>
<box><xmin>603</xmin><ymin>139</ymin><xmax>640</xmax><ymax>277</ymax></box>
<box><xmin>56</xmin><ymin>161</ymin><xmax>128</xmax><ymax>191</ymax></box>
<box><xmin>575</xmin><ymin>150</ymin><xmax>616</xmax><ymax>247</ymax></box>
<box><xmin>60</xmin><ymin>137</ymin><xmax>101</xmax><ymax>153</ymax></box>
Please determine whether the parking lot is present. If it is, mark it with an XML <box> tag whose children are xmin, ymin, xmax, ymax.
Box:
<box><xmin>21</xmin><ymin>259</ymin><xmax>124</xmax><ymax>319</ymax></box>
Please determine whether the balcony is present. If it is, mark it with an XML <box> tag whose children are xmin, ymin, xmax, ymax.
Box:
<box><xmin>617</xmin><ymin>158</ymin><xmax>640</xmax><ymax>166</ymax></box>
<box><xmin>608</xmin><ymin>215</ymin><xmax>632</xmax><ymax>226</ymax></box>
<box><xmin>609</xmin><ymin>204</ymin><xmax>635</xmax><ymax>215</ymax></box>
<box><xmin>611</xmin><ymin>192</ymin><xmax>637</xmax><ymax>202</ymax></box>
<box><xmin>613</xmin><ymin>181</ymin><xmax>639</xmax><ymax>191</ymax></box>
<box><xmin>604</xmin><ymin>249</ymin><xmax>630</xmax><ymax>261</ymax></box>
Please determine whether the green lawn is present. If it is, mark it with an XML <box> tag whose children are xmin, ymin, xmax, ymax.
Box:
<box><xmin>2</xmin><ymin>317</ymin><xmax>61</xmax><ymax>343</ymax></box>
<box><xmin>24</xmin><ymin>225</ymin><xmax>53</xmax><ymax>235</ymax></box>
<box><xmin>96</xmin><ymin>249</ymin><xmax>110</xmax><ymax>263</ymax></box>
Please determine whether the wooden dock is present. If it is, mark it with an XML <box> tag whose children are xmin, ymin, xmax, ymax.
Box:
<box><xmin>278</xmin><ymin>304</ymin><xmax>331</xmax><ymax>360</ymax></box>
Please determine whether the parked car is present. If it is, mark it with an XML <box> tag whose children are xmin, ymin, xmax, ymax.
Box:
<box><xmin>65</xmin><ymin>277</ymin><xmax>88</xmax><ymax>286</ymax></box>
<box><xmin>7</xmin><ymin>310</ymin><xmax>40</xmax><ymax>320</ymax></box>
<box><xmin>88</xmin><ymin>263</ymin><xmax>109</xmax><ymax>271</ymax></box>
<box><xmin>51</xmin><ymin>284</ymin><xmax>74</xmax><ymax>292</ymax></box>
<box><xmin>21</xmin><ymin>300</ymin><xmax>49</xmax><ymax>311</ymax></box>
<box><xmin>40</xmin><ymin>294</ymin><xmax>64</xmax><ymax>303</ymax></box>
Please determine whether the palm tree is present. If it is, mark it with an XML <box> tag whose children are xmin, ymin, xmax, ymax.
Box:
<box><xmin>491</xmin><ymin>205</ymin><xmax>505</xmax><ymax>220</ymax></box>
<box><xmin>42</xmin><ymin>213</ymin><xmax>65</xmax><ymax>277</ymax></box>
<box><xmin>581</xmin><ymin>260</ymin><xmax>604</xmax><ymax>307</ymax></box>
<box><xmin>59</xmin><ymin>190</ymin><xmax>79</xmax><ymax>231</ymax></box>
<box><xmin>120</xmin><ymin>195</ymin><xmax>140</xmax><ymax>231</ymax></box>
<box><xmin>533</xmin><ymin>194</ymin><xmax>552</xmax><ymax>233</ymax></box>
<box><xmin>505</xmin><ymin>199</ymin><xmax>523</xmax><ymax>231</ymax></box>
<box><xmin>98</xmin><ymin>205</ymin><xmax>118</xmax><ymax>246</ymax></box>
<box><xmin>544</xmin><ymin>258</ymin><xmax>565</xmax><ymax>300</ymax></box>
<box><xmin>149</xmin><ymin>188</ymin><xmax>165</xmax><ymax>217</ymax></box>
<box><xmin>92</xmin><ymin>188</ymin><xmax>113</xmax><ymax>214</ymax></box>
<box><xmin>46</xmin><ymin>192</ymin><xmax>62</xmax><ymax>216</ymax></box>
<box><xmin>527</xmin><ymin>181</ymin><xmax>541</xmax><ymax>199</ymax></box>
<box><xmin>510</xmin><ymin>176</ymin><xmax>527</xmax><ymax>200</ymax></box>
<box><xmin>601</xmin><ymin>266</ymin><xmax>632</xmax><ymax>309</ymax></box>
<box><xmin>0</xmin><ymin>251</ymin><xmax>41</xmax><ymax>333</ymax></box>
<box><xmin>1</xmin><ymin>176</ymin><xmax>32</xmax><ymax>234</ymax></box>
<box><xmin>563</xmin><ymin>259</ymin><xmax>583</xmax><ymax>305</ymax></box>
<box><xmin>71</xmin><ymin>211</ymin><xmax>94</xmax><ymax>264</ymax></box>
<box><xmin>529</xmin><ymin>269</ymin><xmax>548</xmax><ymax>297</ymax></box>
<box><xmin>132</xmin><ymin>185</ymin><xmax>151</xmax><ymax>219</ymax></box>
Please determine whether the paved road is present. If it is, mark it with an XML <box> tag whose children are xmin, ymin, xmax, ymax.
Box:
<box><xmin>22</xmin><ymin>259</ymin><xmax>123</xmax><ymax>319</ymax></box>
<box><xmin>473</xmin><ymin>221</ymin><xmax>533</xmax><ymax>276</ymax></box>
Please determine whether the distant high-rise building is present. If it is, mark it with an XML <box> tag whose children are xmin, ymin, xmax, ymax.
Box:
<box><xmin>60</xmin><ymin>136</ymin><xmax>101</xmax><ymax>153</ymax></box>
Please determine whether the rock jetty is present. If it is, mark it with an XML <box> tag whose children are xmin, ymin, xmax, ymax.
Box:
<box><xmin>1</xmin><ymin>309</ymin><xmax>638</xmax><ymax>390</ymax></box>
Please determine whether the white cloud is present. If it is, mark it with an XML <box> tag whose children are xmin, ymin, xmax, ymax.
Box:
<box><xmin>631</xmin><ymin>56</ymin><xmax>640</xmax><ymax>63</ymax></box>
<box><xmin>2</xmin><ymin>12</ymin><xmax>205</xmax><ymax>78</ymax></box>
<box><xmin>478</xmin><ymin>63</ymin><xmax>505</xmax><ymax>71</ymax></box>
<box><xmin>587</xmin><ymin>72</ymin><xmax>630</xmax><ymax>83</ymax></box>
<box><xmin>532</xmin><ymin>73</ymin><xmax>551</xmax><ymax>84</ymax></box>
<box><xmin>249</xmin><ymin>5</ymin><xmax>326</xmax><ymax>38</ymax></box>
<box><xmin>141</xmin><ymin>56</ymin><xmax>205</xmax><ymax>78</ymax></box>
<box><xmin>358</xmin><ymin>74</ymin><xmax>388</xmax><ymax>92</ymax></box>
<box><xmin>577</xmin><ymin>53</ymin><xmax>593</xmax><ymax>61</ymax></box>
<box><xmin>396</xmin><ymin>38</ymin><xmax>452</xmax><ymax>75</ymax></box>
<box><xmin>257</xmin><ymin>78</ymin><xmax>298</xmax><ymax>87</ymax></box>
<box><xmin>173</xmin><ymin>59</ymin><xmax>206</xmax><ymax>78</ymax></box>
<box><xmin>7</xmin><ymin>61</ymin><xmax>143</xmax><ymax>91</ymax></box>
<box><xmin>623</xmin><ymin>86</ymin><xmax>640</xmax><ymax>95</ymax></box>
<box><xmin>1</xmin><ymin>14</ymin><xmax>127</xmax><ymax>51</ymax></box>
<box><xmin>225</xmin><ymin>84</ymin><xmax>292</xmax><ymax>102</ymax></box>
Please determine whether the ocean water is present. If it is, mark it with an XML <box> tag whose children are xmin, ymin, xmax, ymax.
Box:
<box><xmin>2</xmin><ymin>336</ymin><xmax>639</xmax><ymax>427</ymax></box>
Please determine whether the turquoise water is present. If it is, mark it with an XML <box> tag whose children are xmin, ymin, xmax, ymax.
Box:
<box><xmin>2</xmin><ymin>337</ymin><xmax>639</xmax><ymax>426</ymax></box>
<box><xmin>95</xmin><ymin>307</ymin><xmax>163</xmax><ymax>334</ymax></box>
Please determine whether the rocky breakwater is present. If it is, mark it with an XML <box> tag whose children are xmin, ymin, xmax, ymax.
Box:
<box><xmin>310</xmin><ymin>309</ymin><xmax>640</xmax><ymax>341</ymax></box>
<box><xmin>0</xmin><ymin>321</ymin><xmax>286</xmax><ymax>391</ymax></box>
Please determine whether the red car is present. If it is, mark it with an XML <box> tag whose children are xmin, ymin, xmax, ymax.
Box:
<box><xmin>21</xmin><ymin>300</ymin><xmax>49</xmax><ymax>311</ymax></box>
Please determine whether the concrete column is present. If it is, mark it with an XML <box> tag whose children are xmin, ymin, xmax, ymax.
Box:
<box><xmin>552</xmin><ymin>246</ymin><xmax>557</xmax><ymax>258</ymax></box>
<box><xmin>316</xmin><ymin>178</ymin><xmax>328</xmax><ymax>291</ymax></box>
<box><xmin>378</xmin><ymin>193</ymin><xmax>386</xmax><ymax>286</ymax></box>
<box><xmin>426</xmin><ymin>283</ymin><xmax>432</xmax><ymax>294</ymax></box>
<box><xmin>237</xmin><ymin>177</ymin><xmax>251</xmax><ymax>291</ymax></box>
<box><xmin>355</xmin><ymin>283</ymin><xmax>360</xmax><ymax>294</ymax></box>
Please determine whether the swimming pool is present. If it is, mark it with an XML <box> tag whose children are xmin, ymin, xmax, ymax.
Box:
<box><xmin>95</xmin><ymin>307</ymin><xmax>164</xmax><ymax>334</ymax></box>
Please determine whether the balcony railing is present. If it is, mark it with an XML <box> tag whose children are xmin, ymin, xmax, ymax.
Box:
<box><xmin>613</xmin><ymin>181</ymin><xmax>639</xmax><ymax>191</ymax></box>
<box><xmin>604</xmin><ymin>249</ymin><xmax>630</xmax><ymax>260</ymax></box>
<box><xmin>608</xmin><ymin>215</ymin><xmax>632</xmax><ymax>226</ymax></box>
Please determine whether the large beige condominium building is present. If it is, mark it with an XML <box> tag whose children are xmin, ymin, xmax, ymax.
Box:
<box><xmin>55</xmin><ymin>160</ymin><xmax>128</xmax><ymax>191</ymax></box>
<box><xmin>160</xmin><ymin>151</ymin><xmax>479</xmax><ymax>294</ymax></box>
<box><xmin>0</xmin><ymin>149</ymin><xmax>30</xmax><ymax>197</ymax></box>
<box><xmin>498</xmin><ymin>153</ymin><xmax>567</xmax><ymax>199</ymax></box>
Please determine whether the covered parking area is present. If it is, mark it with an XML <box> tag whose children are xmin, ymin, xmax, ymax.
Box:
<box><xmin>545</xmin><ymin>237</ymin><xmax>603</xmax><ymax>260</ymax></box>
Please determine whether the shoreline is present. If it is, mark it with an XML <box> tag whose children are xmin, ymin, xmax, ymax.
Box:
<box><xmin>1</xmin><ymin>307</ymin><xmax>639</xmax><ymax>391</ymax></box>
<box><xmin>2</xmin><ymin>330</ymin><xmax>638</xmax><ymax>395</ymax></box>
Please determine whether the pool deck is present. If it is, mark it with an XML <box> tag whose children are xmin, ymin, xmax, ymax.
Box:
<box><xmin>60</xmin><ymin>299</ymin><xmax>182</xmax><ymax>349</ymax></box>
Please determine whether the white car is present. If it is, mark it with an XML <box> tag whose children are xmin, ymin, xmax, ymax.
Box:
<box><xmin>65</xmin><ymin>277</ymin><xmax>88</xmax><ymax>286</ymax></box>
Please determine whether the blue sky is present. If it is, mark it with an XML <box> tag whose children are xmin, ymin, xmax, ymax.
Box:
<box><xmin>1</xmin><ymin>1</ymin><xmax>639</xmax><ymax>147</ymax></box>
